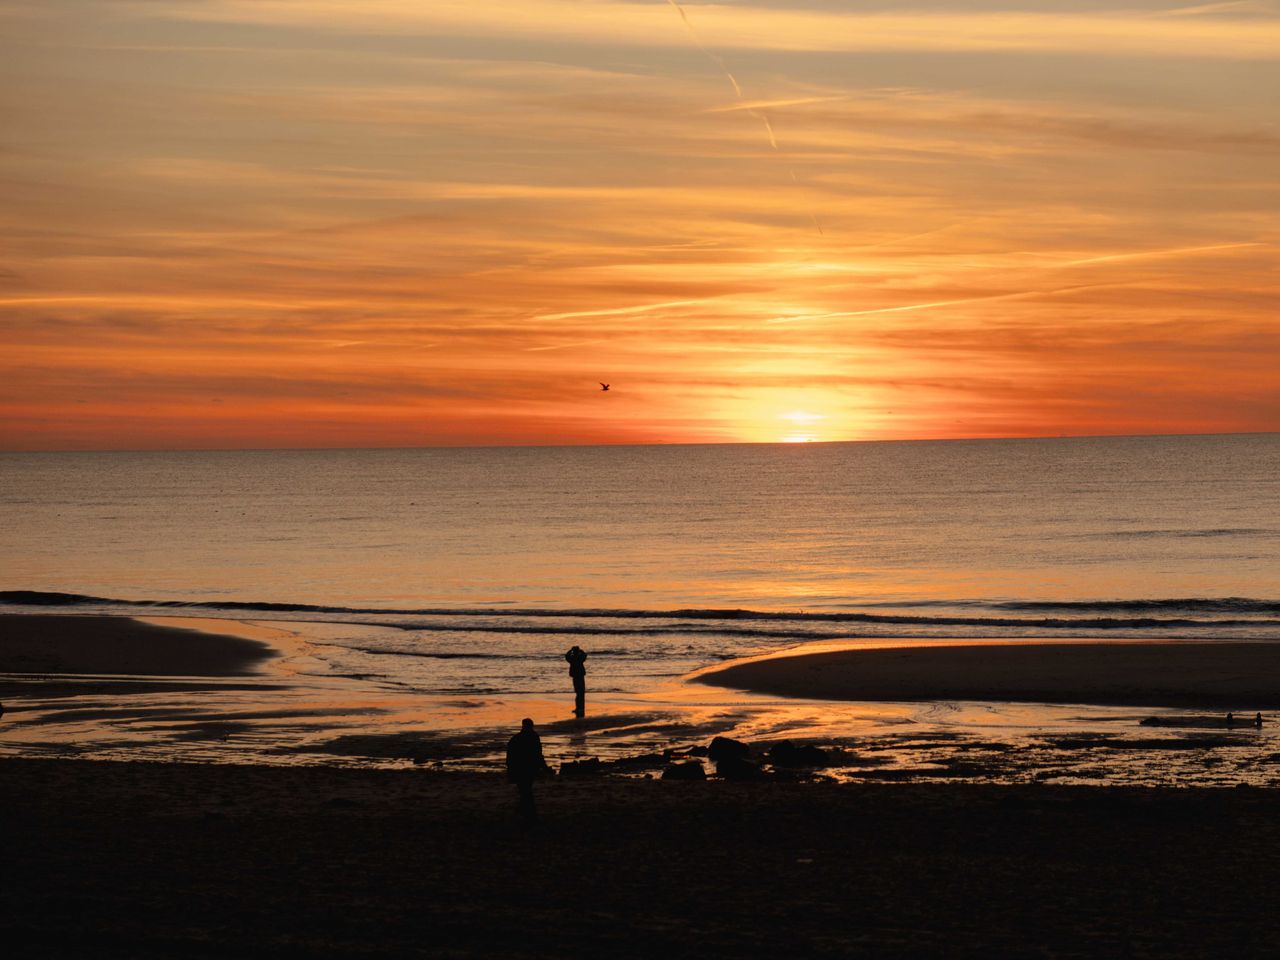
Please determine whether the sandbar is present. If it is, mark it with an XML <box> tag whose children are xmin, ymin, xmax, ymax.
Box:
<box><xmin>0</xmin><ymin>614</ymin><xmax>276</xmax><ymax>677</ymax></box>
<box><xmin>695</xmin><ymin>641</ymin><xmax>1280</xmax><ymax>708</ymax></box>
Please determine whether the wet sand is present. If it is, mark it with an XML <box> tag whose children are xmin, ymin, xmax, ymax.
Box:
<box><xmin>5</xmin><ymin>757</ymin><xmax>1280</xmax><ymax>958</ymax></box>
<box><xmin>0</xmin><ymin>614</ymin><xmax>276</xmax><ymax>677</ymax></box>
<box><xmin>697</xmin><ymin>641</ymin><xmax>1280</xmax><ymax>709</ymax></box>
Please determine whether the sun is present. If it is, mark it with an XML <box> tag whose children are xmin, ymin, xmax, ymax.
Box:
<box><xmin>779</xmin><ymin>410</ymin><xmax>824</xmax><ymax>443</ymax></box>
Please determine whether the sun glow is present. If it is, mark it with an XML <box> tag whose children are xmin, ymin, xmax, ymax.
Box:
<box><xmin>782</xmin><ymin>411</ymin><xmax>824</xmax><ymax>425</ymax></box>
<box><xmin>778</xmin><ymin>410</ymin><xmax>825</xmax><ymax>443</ymax></box>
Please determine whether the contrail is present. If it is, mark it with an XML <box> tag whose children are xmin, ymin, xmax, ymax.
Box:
<box><xmin>664</xmin><ymin>0</ymin><xmax>742</xmax><ymax>98</ymax></box>
<box><xmin>761</xmin><ymin>239</ymin><xmax>1271</xmax><ymax>324</ymax></box>
<box><xmin>1161</xmin><ymin>1</ymin><xmax>1268</xmax><ymax>17</ymax></box>
<box><xmin>1060</xmin><ymin>241</ymin><xmax>1263</xmax><ymax>267</ymax></box>
<box><xmin>524</xmin><ymin>338</ymin><xmax>613</xmax><ymax>352</ymax></box>
<box><xmin>706</xmin><ymin>95</ymin><xmax>849</xmax><ymax>114</ymax></box>
<box><xmin>763</xmin><ymin>239</ymin><xmax>1273</xmax><ymax>324</ymax></box>
<box><xmin>663</xmin><ymin>0</ymin><xmax>821</xmax><ymax>234</ymax></box>
<box><xmin>534</xmin><ymin>298</ymin><xmax>710</xmax><ymax>322</ymax></box>
<box><xmin>765</xmin><ymin>283</ymin><xmax>1128</xmax><ymax>324</ymax></box>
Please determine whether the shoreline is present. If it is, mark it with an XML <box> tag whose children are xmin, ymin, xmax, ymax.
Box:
<box><xmin>7</xmin><ymin>615</ymin><xmax>1280</xmax><ymax>787</ymax></box>
<box><xmin>696</xmin><ymin>640</ymin><xmax>1280</xmax><ymax>709</ymax></box>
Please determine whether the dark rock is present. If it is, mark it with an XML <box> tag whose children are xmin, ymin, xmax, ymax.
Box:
<box><xmin>715</xmin><ymin>756</ymin><xmax>767</xmax><ymax>781</ymax></box>
<box><xmin>661</xmin><ymin>760</ymin><xmax>706</xmax><ymax>781</ymax></box>
<box><xmin>559</xmin><ymin>758</ymin><xmax>603</xmax><ymax>777</ymax></box>
<box><xmin>688</xmin><ymin>745</ymin><xmax>710</xmax><ymax>757</ymax></box>
<box><xmin>708</xmin><ymin>736</ymin><xmax>750</xmax><ymax>762</ymax></box>
<box><xmin>767</xmin><ymin>741</ymin><xmax>832</xmax><ymax>768</ymax></box>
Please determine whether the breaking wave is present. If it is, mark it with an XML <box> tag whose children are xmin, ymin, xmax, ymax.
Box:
<box><xmin>5</xmin><ymin>590</ymin><xmax>1280</xmax><ymax>634</ymax></box>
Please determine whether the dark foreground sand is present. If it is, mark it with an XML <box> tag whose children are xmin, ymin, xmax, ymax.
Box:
<box><xmin>698</xmin><ymin>642</ymin><xmax>1280</xmax><ymax>709</ymax></box>
<box><xmin>5</xmin><ymin>758</ymin><xmax>1280</xmax><ymax>958</ymax></box>
<box><xmin>0</xmin><ymin>614</ymin><xmax>274</xmax><ymax>676</ymax></box>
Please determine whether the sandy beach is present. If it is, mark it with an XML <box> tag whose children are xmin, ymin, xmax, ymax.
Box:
<box><xmin>7</xmin><ymin>617</ymin><xmax>1280</xmax><ymax>953</ymax></box>
<box><xmin>697</xmin><ymin>641</ymin><xmax>1280</xmax><ymax>709</ymax></box>
<box><xmin>6</xmin><ymin>756</ymin><xmax>1280</xmax><ymax>958</ymax></box>
<box><xmin>0</xmin><ymin>614</ymin><xmax>275</xmax><ymax>677</ymax></box>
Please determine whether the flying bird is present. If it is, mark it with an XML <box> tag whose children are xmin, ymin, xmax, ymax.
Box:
<box><xmin>599</xmin><ymin>383</ymin><xmax>610</xmax><ymax>391</ymax></box>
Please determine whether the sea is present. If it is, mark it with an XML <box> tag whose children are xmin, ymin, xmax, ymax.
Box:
<box><xmin>3</xmin><ymin>433</ymin><xmax>1280</xmax><ymax>781</ymax></box>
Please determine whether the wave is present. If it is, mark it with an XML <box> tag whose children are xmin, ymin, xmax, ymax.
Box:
<box><xmin>372</xmin><ymin>620</ymin><xmax>1279</xmax><ymax>638</ymax></box>
<box><xmin>1098</xmin><ymin>528</ymin><xmax>1276</xmax><ymax>540</ymax></box>
<box><xmin>987</xmin><ymin>598</ymin><xmax>1280</xmax><ymax>614</ymax></box>
<box><xmin>5</xmin><ymin>590</ymin><xmax>1280</xmax><ymax>632</ymax></box>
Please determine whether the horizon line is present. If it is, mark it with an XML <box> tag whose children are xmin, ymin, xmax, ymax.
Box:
<box><xmin>1</xmin><ymin>429</ymin><xmax>1275</xmax><ymax>456</ymax></box>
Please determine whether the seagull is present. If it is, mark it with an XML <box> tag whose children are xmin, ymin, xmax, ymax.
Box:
<box><xmin>599</xmin><ymin>383</ymin><xmax>610</xmax><ymax>391</ymax></box>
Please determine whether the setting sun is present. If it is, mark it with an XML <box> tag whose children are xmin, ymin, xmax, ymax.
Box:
<box><xmin>779</xmin><ymin>410</ymin><xmax>825</xmax><ymax>443</ymax></box>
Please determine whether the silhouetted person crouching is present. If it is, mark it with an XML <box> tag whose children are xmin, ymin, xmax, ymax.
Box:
<box><xmin>506</xmin><ymin>718</ymin><xmax>549</xmax><ymax>823</ymax></box>
<box><xmin>565</xmin><ymin>645</ymin><xmax>588</xmax><ymax>717</ymax></box>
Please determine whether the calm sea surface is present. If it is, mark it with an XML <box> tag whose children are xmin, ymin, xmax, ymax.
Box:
<box><xmin>3</xmin><ymin>434</ymin><xmax>1280</xmax><ymax>701</ymax></box>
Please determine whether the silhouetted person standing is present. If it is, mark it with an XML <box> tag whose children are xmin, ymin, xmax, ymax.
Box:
<box><xmin>565</xmin><ymin>645</ymin><xmax>587</xmax><ymax>717</ymax></box>
<box><xmin>506</xmin><ymin>718</ymin><xmax>548</xmax><ymax>823</ymax></box>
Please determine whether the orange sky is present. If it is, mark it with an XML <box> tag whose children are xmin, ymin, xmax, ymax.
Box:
<box><xmin>2</xmin><ymin>0</ymin><xmax>1278</xmax><ymax>449</ymax></box>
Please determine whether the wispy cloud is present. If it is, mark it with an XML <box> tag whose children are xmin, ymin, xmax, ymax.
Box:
<box><xmin>118</xmin><ymin>1</ymin><xmax>1280</xmax><ymax>58</ymax></box>
<box><xmin>1</xmin><ymin>0</ymin><xmax>1277</xmax><ymax>447</ymax></box>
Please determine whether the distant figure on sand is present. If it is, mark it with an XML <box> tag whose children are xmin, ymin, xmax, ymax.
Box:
<box><xmin>1256</xmin><ymin>712</ymin><xmax>1264</xmax><ymax>728</ymax></box>
<box><xmin>1227</xmin><ymin>712</ymin><xmax>1235</xmax><ymax>728</ymax></box>
<box><xmin>506</xmin><ymin>718</ymin><xmax>549</xmax><ymax>823</ymax></box>
<box><xmin>565</xmin><ymin>645</ymin><xmax>588</xmax><ymax>717</ymax></box>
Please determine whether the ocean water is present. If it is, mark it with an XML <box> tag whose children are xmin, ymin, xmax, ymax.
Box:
<box><xmin>4</xmin><ymin>433</ymin><xmax>1280</xmax><ymax>779</ymax></box>
<box><xmin>3</xmin><ymin>434</ymin><xmax>1280</xmax><ymax>705</ymax></box>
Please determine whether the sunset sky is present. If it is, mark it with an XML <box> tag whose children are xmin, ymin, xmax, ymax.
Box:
<box><xmin>2</xmin><ymin>0</ymin><xmax>1278</xmax><ymax>449</ymax></box>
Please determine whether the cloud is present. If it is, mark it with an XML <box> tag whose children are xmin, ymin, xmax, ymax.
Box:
<box><xmin>114</xmin><ymin>0</ymin><xmax>1280</xmax><ymax>59</ymax></box>
<box><xmin>1161</xmin><ymin>1</ymin><xmax>1278</xmax><ymax>17</ymax></box>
